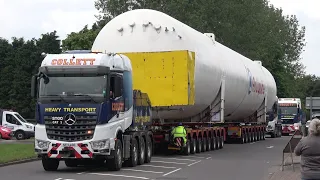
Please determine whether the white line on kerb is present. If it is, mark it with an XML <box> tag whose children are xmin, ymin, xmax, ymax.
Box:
<box><xmin>188</xmin><ymin>160</ymin><xmax>201</xmax><ymax>166</ymax></box>
<box><xmin>122</xmin><ymin>169</ymin><xmax>163</xmax><ymax>174</ymax></box>
<box><xmin>153</xmin><ymin>157</ymin><xmax>197</xmax><ymax>162</ymax></box>
<box><xmin>89</xmin><ymin>173</ymin><xmax>149</xmax><ymax>179</ymax></box>
<box><xmin>151</xmin><ymin>160</ymin><xmax>187</xmax><ymax>165</ymax></box>
<box><xmin>141</xmin><ymin>164</ymin><xmax>176</xmax><ymax>169</ymax></box>
<box><xmin>162</xmin><ymin>168</ymin><xmax>181</xmax><ymax>176</ymax></box>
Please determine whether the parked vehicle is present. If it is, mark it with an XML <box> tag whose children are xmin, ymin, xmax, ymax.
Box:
<box><xmin>0</xmin><ymin>109</ymin><xmax>35</xmax><ymax>140</ymax></box>
<box><xmin>0</xmin><ymin>125</ymin><xmax>13</xmax><ymax>140</ymax></box>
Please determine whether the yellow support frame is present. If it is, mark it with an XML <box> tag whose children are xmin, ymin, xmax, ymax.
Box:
<box><xmin>120</xmin><ymin>50</ymin><xmax>195</xmax><ymax>107</ymax></box>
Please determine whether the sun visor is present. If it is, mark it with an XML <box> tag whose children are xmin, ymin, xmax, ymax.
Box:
<box><xmin>39</xmin><ymin>65</ymin><xmax>110</xmax><ymax>76</ymax></box>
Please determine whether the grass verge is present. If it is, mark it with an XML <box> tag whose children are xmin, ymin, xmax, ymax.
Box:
<box><xmin>0</xmin><ymin>144</ymin><xmax>36</xmax><ymax>164</ymax></box>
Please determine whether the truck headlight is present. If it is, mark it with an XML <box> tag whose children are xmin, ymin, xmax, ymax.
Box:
<box><xmin>294</xmin><ymin>126</ymin><xmax>299</xmax><ymax>130</ymax></box>
<box><xmin>35</xmin><ymin>139</ymin><xmax>50</xmax><ymax>149</ymax></box>
<box><xmin>90</xmin><ymin>139</ymin><xmax>110</xmax><ymax>150</ymax></box>
<box><xmin>26</xmin><ymin>125</ymin><xmax>33</xmax><ymax>129</ymax></box>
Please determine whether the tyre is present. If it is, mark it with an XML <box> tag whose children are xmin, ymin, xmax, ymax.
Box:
<box><xmin>127</xmin><ymin>138</ymin><xmax>138</xmax><ymax>167</ymax></box>
<box><xmin>196</xmin><ymin>139</ymin><xmax>202</xmax><ymax>153</ymax></box>
<box><xmin>144</xmin><ymin>136</ymin><xmax>152</xmax><ymax>163</ymax></box>
<box><xmin>207</xmin><ymin>137</ymin><xmax>212</xmax><ymax>150</ymax></box>
<box><xmin>219</xmin><ymin>136</ymin><xmax>224</xmax><ymax>149</ymax></box>
<box><xmin>211</xmin><ymin>137</ymin><xmax>217</xmax><ymax>150</ymax></box>
<box><xmin>0</xmin><ymin>132</ymin><xmax>2</xmax><ymax>139</ymax></box>
<box><xmin>202</xmin><ymin>138</ymin><xmax>207</xmax><ymax>152</ymax></box>
<box><xmin>15</xmin><ymin>131</ymin><xmax>25</xmax><ymax>140</ymax></box>
<box><xmin>107</xmin><ymin>140</ymin><xmax>123</xmax><ymax>171</ymax></box>
<box><xmin>190</xmin><ymin>138</ymin><xmax>196</xmax><ymax>154</ymax></box>
<box><xmin>42</xmin><ymin>156</ymin><xmax>59</xmax><ymax>171</ymax></box>
<box><xmin>183</xmin><ymin>141</ymin><xmax>191</xmax><ymax>155</ymax></box>
<box><xmin>270</xmin><ymin>132</ymin><xmax>275</xmax><ymax>138</ymax></box>
<box><xmin>137</xmin><ymin>138</ymin><xmax>145</xmax><ymax>165</ymax></box>
<box><xmin>216</xmin><ymin>136</ymin><xmax>221</xmax><ymax>149</ymax></box>
<box><xmin>65</xmin><ymin>159</ymin><xmax>78</xmax><ymax>167</ymax></box>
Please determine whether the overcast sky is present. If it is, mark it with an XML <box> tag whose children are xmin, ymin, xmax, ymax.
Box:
<box><xmin>0</xmin><ymin>0</ymin><xmax>318</xmax><ymax>76</ymax></box>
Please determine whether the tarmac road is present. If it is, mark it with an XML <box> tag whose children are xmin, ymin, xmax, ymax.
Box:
<box><xmin>0</xmin><ymin>136</ymin><xmax>291</xmax><ymax>180</ymax></box>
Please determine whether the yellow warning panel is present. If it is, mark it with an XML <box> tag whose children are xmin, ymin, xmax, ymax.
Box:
<box><xmin>120</xmin><ymin>50</ymin><xmax>195</xmax><ymax>107</ymax></box>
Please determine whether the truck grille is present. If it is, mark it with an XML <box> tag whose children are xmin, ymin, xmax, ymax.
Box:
<box><xmin>44</xmin><ymin>115</ymin><xmax>97</xmax><ymax>142</ymax></box>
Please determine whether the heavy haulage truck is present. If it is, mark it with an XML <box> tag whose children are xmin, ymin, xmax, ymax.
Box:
<box><xmin>31</xmin><ymin>9</ymin><xmax>277</xmax><ymax>171</ymax></box>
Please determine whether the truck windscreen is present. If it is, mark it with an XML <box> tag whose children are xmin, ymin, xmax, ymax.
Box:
<box><xmin>279</xmin><ymin>106</ymin><xmax>297</xmax><ymax>114</ymax></box>
<box><xmin>39</xmin><ymin>75</ymin><xmax>107</xmax><ymax>96</ymax></box>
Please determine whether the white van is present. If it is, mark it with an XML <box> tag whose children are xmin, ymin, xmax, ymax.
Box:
<box><xmin>0</xmin><ymin>109</ymin><xmax>35</xmax><ymax>140</ymax></box>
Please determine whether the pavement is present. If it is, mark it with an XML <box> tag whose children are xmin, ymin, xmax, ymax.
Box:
<box><xmin>0</xmin><ymin>136</ymin><xmax>296</xmax><ymax>180</ymax></box>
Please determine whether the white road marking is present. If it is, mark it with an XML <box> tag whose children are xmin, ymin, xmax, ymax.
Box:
<box><xmin>267</xmin><ymin>146</ymin><xmax>274</xmax><ymax>149</ymax></box>
<box><xmin>153</xmin><ymin>157</ymin><xmax>197</xmax><ymax>162</ymax></box>
<box><xmin>206</xmin><ymin>157</ymin><xmax>212</xmax><ymax>160</ymax></box>
<box><xmin>187</xmin><ymin>155</ymin><xmax>207</xmax><ymax>159</ymax></box>
<box><xmin>122</xmin><ymin>169</ymin><xmax>163</xmax><ymax>174</ymax></box>
<box><xmin>151</xmin><ymin>160</ymin><xmax>187</xmax><ymax>165</ymax></box>
<box><xmin>77</xmin><ymin>171</ymin><xmax>87</xmax><ymax>175</ymax></box>
<box><xmin>55</xmin><ymin>178</ymin><xmax>62</xmax><ymax>180</ymax></box>
<box><xmin>141</xmin><ymin>164</ymin><xmax>176</xmax><ymax>169</ymax></box>
<box><xmin>250</xmin><ymin>142</ymin><xmax>256</xmax><ymax>144</ymax></box>
<box><xmin>162</xmin><ymin>168</ymin><xmax>181</xmax><ymax>177</ymax></box>
<box><xmin>55</xmin><ymin>179</ymin><xmax>74</xmax><ymax>180</ymax></box>
<box><xmin>187</xmin><ymin>160</ymin><xmax>201</xmax><ymax>166</ymax></box>
<box><xmin>89</xmin><ymin>173</ymin><xmax>149</xmax><ymax>179</ymax></box>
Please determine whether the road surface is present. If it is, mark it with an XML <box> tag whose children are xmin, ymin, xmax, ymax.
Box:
<box><xmin>0</xmin><ymin>136</ymin><xmax>290</xmax><ymax>180</ymax></box>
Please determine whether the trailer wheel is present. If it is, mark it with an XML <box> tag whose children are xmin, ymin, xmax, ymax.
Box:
<box><xmin>127</xmin><ymin>138</ymin><xmax>138</xmax><ymax>167</ymax></box>
<box><xmin>183</xmin><ymin>141</ymin><xmax>191</xmax><ymax>155</ymax></box>
<box><xmin>144</xmin><ymin>136</ymin><xmax>152</xmax><ymax>163</ymax></box>
<box><xmin>241</xmin><ymin>134</ymin><xmax>245</xmax><ymax>144</ymax></box>
<box><xmin>190</xmin><ymin>138</ymin><xmax>196</xmax><ymax>154</ymax></box>
<box><xmin>207</xmin><ymin>137</ymin><xmax>212</xmax><ymax>150</ymax></box>
<box><xmin>219</xmin><ymin>136</ymin><xmax>224</xmax><ymax>149</ymax></box>
<box><xmin>196</xmin><ymin>139</ymin><xmax>202</xmax><ymax>153</ymax></box>
<box><xmin>137</xmin><ymin>138</ymin><xmax>145</xmax><ymax>165</ymax></box>
<box><xmin>42</xmin><ymin>156</ymin><xmax>59</xmax><ymax>171</ymax></box>
<box><xmin>202</xmin><ymin>138</ymin><xmax>207</xmax><ymax>152</ymax></box>
<box><xmin>253</xmin><ymin>132</ymin><xmax>257</xmax><ymax>141</ymax></box>
<box><xmin>211</xmin><ymin>137</ymin><xmax>217</xmax><ymax>150</ymax></box>
<box><xmin>107</xmin><ymin>139</ymin><xmax>123</xmax><ymax>171</ymax></box>
<box><xmin>257</xmin><ymin>131</ymin><xmax>261</xmax><ymax>141</ymax></box>
<box><xmin>244</xmin><ymin>133</ymin><xmax>248</xmax><ymax>143</ymax></box>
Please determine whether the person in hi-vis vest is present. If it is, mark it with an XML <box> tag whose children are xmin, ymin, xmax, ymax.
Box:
<box><xmin>171</xmin><ymin>123</ymin><xmax>187</xmax><ymax>146</ymax></box>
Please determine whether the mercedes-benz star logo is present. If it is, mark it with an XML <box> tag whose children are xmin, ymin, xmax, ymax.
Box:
<box><xmin>64</xmin><ymin>113</ymin><xmax>76</xmax><ymax>126</ymax></box>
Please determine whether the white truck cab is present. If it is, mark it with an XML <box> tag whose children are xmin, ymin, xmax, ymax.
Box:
<box><xmin>0</xmin><ymin>109</ymin><xmax>35</xmax><ymax>140</ymax></box>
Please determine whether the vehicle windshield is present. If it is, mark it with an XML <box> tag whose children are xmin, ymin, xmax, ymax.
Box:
<box><xmin>279</xmin><ymin>106</ymin><xmax>297</xmax><ymax>115</ymax></box>
<box><xmin>39</xmin><ymin>75</ymin><xmax>107</xmax><ymax>96</ymax></box>
<box><xmin>14</xmin><ymin>113</ymin><xmax>27</xmax><ymax>123</ymax></box>
<box><xmin>282</xmin><ymin>119</ymin><xmax>294</xmax><ymax>124</ymax></box>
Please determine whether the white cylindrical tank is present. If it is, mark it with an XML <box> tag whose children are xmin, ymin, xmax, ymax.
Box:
<box><xmin>92</xmin><ymin>9</ymin><xmax>277</xmax><ymax>122</ymax></box>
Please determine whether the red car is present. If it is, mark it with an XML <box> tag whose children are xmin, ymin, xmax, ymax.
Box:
<box><xmin>0</xmin><ymin>125</ymin><xmax>13</xmax><ymax>140</ymax></box>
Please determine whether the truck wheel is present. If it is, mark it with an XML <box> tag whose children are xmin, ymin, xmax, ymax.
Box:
<box><xmin>15</xmin><ymin>131</ymin><xmax>25</xmax><ymax>140</ymax></box>
<box><xmin>42</xmin><ymin>156</ymin><xmax>59</xmax><ymax>171</ymax></box>
<box><xmin>207</xmin><ymin>137</ymin><xmax>212</xmax><ymax>150</ymax></box>
<box><xmin>65</xmin><ymin>159</ymin><xmax>78</xmax><ymax>167</ymax></box>
<box><xmin>202</xmin><ymin>138</ymin><xmax>207</xmax><ymax>152</ymax></box>
<box><xmin>144</xmin><ymin>136</ymin><xmax>152</xmax><ymax>163</ymax></box>
<box><xmin>127</xmin><ymin>138</ymin><xmax>138</xmax><ymax>167</ymax></box>
<box><xmin>138</xmin><ymin>138</ymin><xmax>146</xmax><ymax>165</ymax></box>
<box><xmin>262</xmin><ymin>131</ymin><xmax>266</xmax><ymax>140</ymax></box>
<box><xmin>270</xmin><ymin>133</ymin><xmax>275</xmax><ymax>138</ymax></box>
<box><xmin>219</xmin><ymin>136</ymin><xmax>224</xmax><ymax>149</ymax></box>
<box><xmin>211</xmin><ymin>137</ymin><xmax>217</xmax><ymax>150</ymax></box>
<box><xmin>196</xmin><ymin>139</ymin><xmax>202</xmax><ymax>153</ymax></box>
<box><xmin>190</xmin><ymin>138</ymin><xmax>196</xmax><ymax>154</ymax></box>
<box><xmin>241</xmin><ymin>134</ymin><xmax>245</xmax><ymax>144</ymax></box>
<box><xmin>183</xmin><ymin>141</ymin><xmax>190</xmax><ymax>155</ymax></box>
<box><xmin>107</xmin><ymin>139</ymin><xmax>123</xmax><ymax>171</ymax></box>
<box><xmin>257</xmin><ymin>131</ymin><xmax>261</xmax><ymax>141</ymax></box>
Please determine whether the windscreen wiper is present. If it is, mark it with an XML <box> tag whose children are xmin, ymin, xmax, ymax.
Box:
<box><xmin>73</xmin><ymin>94</ymin><xmax>97</xmax><ymax>103</ymax></box>
<box><xmin>45</xmin><ymin>95</ymin><xmax>68</xmax><ymax>103</ymax></box>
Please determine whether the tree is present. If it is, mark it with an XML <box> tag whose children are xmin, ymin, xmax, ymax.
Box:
<box><xmin>0</xmin><ymin>31</ymin><xmax>61</xmax><ymax>118</ymax></box>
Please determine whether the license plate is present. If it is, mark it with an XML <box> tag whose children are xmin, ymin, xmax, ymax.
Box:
<box><xmin>62</xmin><ymin>143</ymin><xmax>76</xmax><ymax>147</ymax></box>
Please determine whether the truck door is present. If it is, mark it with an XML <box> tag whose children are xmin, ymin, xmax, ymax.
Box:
<box><xmin>3</xmin><ymin>113</ymin><xmax>22</xmax><ymax>131</ymax></box>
